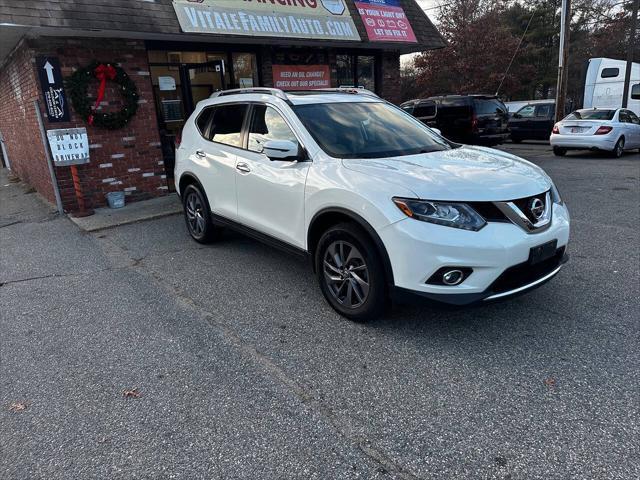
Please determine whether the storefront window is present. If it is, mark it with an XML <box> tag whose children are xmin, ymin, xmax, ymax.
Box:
<box><xmin>336</xmin><ymin>55</ymin><xmax>355</xmax><ymax>88</ymax></box>
<box><xmin>233</xmin><ymin>53</ymin><xmax>259</xmax><ymax>88</ymax></box>
<box><xmin>357</xmin><ymin>56</ymin><xmax>375</xmax><ymax>91</ymax></box>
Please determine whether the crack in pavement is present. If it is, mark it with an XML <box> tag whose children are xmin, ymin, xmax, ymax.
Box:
<box><xmin>93</xmin><ymin>233</ymin><xmax>423</xmax><ymax>480</ymax></box>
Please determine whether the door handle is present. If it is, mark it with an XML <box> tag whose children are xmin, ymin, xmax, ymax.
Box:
<box><xmin>195</xmin><ymin>150</ymin><xmax>206</xmax><ymax>158</ymax></box>
<box><xmin>236</xmin><ymin>162</ymin><xmax>251</xmax><ymax>173</ymax></box>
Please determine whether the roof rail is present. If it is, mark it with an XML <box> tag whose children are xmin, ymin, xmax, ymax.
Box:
<box><xmin>287</xmin><ymin>87</ymin><xmax>380</xmax><ymax>98</ymax></box>
<box><xmin>211</xmin><ymin>88</ymin><xmax>289</xmax><ymax>101</ymax></box>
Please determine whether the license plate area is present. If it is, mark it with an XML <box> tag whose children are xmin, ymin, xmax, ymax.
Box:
<box><xmin>529</xmin><ymin>240</ymin><xmax>558</xmax><ymax>265</ymax></box>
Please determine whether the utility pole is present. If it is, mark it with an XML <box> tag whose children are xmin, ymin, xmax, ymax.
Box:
<box><xmin>621</xmin><ymin>0</ymin><xmax>639</xmax><ymax>108</ymax></box>
<box><xmin>555</xmin><ymin>0</ymin><xmax>571</xmax><ymax>123</ymax></box>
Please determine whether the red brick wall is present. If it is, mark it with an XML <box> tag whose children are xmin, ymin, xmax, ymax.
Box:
<box><xmin>0</xmin><ymin>40</ymin><xmax>56</xmax><ymax>204</ymax></box>
<box><xmin>29</xmin><ymin>37</ymin><xmax>167</xmax><ymax>211</ymax></box>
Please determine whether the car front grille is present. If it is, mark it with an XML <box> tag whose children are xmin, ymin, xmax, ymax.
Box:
<box><xmin>489</xmin><ymin>246</ymin><xmax>566</xmax><ymax>295</ymax></box>
<box><xmin>470</xmin><ymin>191</ymin><xmax>552</xmax><ymax>233</ymax></box>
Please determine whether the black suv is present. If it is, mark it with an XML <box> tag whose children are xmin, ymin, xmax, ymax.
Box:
<box><xmin>401</xmin><ymin>95</ymin><xmax>510</xmax><ymax>145</ymax></box>
<box><xmin>508</xmin><ymin>102</ymin><xmax>556</xmax><ymax>142</ymax></box>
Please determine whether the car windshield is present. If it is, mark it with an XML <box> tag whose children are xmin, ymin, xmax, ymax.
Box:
<box><xmin>292</xmin><ymin>102</ymin><xmax>452</xmax><ymax>159</ymax></box>
<box><xmin>565</xmin><ymin>109</ymin><xmax>615</xmax><ymax>120</ymax></box>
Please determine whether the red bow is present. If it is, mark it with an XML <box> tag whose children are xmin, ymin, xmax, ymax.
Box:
<box><xmin>88</xmin><ymin>64</ymin><xmax>117</xmax><ymax>126</ymax></box>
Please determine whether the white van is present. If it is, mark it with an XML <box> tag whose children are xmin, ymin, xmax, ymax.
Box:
<box><xmin>583</xmin><ymin>58</ymin><xmax>640</xmax><ymax>115</ymax></box>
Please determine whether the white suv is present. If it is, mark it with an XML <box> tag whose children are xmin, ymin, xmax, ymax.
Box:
<box><xmin>175</xmin><ymin>88</ymin><xmax>570</xmax><ymax>321</ymax></box>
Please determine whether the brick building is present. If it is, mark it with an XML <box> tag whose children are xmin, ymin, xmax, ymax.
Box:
<box><xmin>0</xmin><ymin>0</ymin><xmax>444</xmax><ymax>212</ymax></box>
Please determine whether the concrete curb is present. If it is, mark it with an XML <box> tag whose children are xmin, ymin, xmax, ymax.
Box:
<box><xmin>69</xmin><ymin>194</ymin><xmax>182</xmax><ymax>232</ymax></box>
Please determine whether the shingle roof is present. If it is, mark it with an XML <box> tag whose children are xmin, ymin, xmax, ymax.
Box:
<box><xmin>0</xmin><ymin>0</ymin><xmax>444</xmax><ymax>53</ymax></box>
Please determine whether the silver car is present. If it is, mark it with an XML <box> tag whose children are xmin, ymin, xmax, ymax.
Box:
<box><xmin>550</xmin><ymin>108</ymin><xmax>640</xmax><ymax>157</ymax></box>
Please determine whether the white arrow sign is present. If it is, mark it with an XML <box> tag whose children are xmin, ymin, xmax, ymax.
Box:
<box><xmin>43</xmin><ymin>61</ymin><xmax>55</xmax><ymax>84</ymax></box>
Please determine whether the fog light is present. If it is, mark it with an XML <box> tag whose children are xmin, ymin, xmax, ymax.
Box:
<box><xmin>426</xmin><ymin>266</ymin><xmax>473</xmax><ymax>286</ymax></box>
<box><xmin>442</xmin><ymin>269</ymin><xmax>464</xmax><ymax>286</ymax></box>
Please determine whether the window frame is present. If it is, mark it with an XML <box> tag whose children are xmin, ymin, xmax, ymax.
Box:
<box><xmin>244</xmin><ymin>102</ymin><xmax>310</xmax><ymax>161</ymax></box>
<box><xmin>195</xmin><ymin>102</ymin><xmax>250</xmax><ymax>150</ymax></box>
<box><xmin>246</xmin><ymin>104</ymin><xmax>300</xmax><ymax>154</ymax></box>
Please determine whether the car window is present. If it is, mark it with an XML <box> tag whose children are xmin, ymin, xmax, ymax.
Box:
<box><xmin>601</xmin><ymin>68</ymin><xmax>619</xmax><ymax>78</ymax></box>
<box><xmin>632</xmin><ymin>84</ymin><xmax>640</xmax><ymax>100</ymax></box>
<box><xmin>413</xmin><ymin>101</ymin><xmax>437</xmax><ymax>118</ymax></box>
<box><xmin>197</xmin><ymin>107</ymin><xmax>214</xmax><ymax>137</ymax></box>
<box><xmin>535</xmin><ymin>104</ymin><xmax>553</xmax><ymax>117</ymax></box>
<box><xmin>474</xmin><ymin>99</ymin><xmax>506</xmax><ymax>115</ymax></box>
<box><xmin>565</xmin><ymin>109</ymin><xmax>615</xmax><ymax>121</ymax></box>
<box><xmin>401</xmin><ymin>105</ymin><xmax>414</xmax><ymax>114</ymax></box>
<box><xmin>618</xmin><ymin>110</ymin><xmax>630</xmax><ymax>123</ymax></box>
<box><xmin>627</xmin><ymin>111</ymin><xmax>640</xmax><ymax>124</ymax></box>
<box><xmin>209</xmin><ymin>104</ymin><xmax>248</xmax><ymax>148</ymax></box>
<box><xmin>248</xmin><ymin>105</ymin><xmax>298</xmax><ymax>153</ymax></box>
<box><xmin>293</xmin><ymin>101</ymin><xmax>451</xmax><ymax>159</ymax></box>
<box><xmin>516</xmin><ymin>105</ymin><xmax>535</xmax><ymax>118</ymax></box>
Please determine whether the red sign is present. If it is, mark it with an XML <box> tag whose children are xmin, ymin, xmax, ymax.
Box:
<box><xmin>272</xmin><ymin>65</ymin><xmax>331</xmax><ymax>90</ymax></box>
<box><xmin>355</xmin><ymin>0</ymin><xmax>417</xmax><ymax>43</ymax></box>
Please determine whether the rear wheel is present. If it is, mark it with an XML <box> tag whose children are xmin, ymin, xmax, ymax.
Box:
<box><xmin>316</xmin><ymin>223</ymin><xmax>386</xmax><ymax>322</ymax></box>
<box><xmin>553</xmin><ymin>146</ymin><xmax>567</xmax><ymax>157</ymax></box>
<box><xmin>612</xmin><ymin>137</ymin><xmax>625</xmax><ymax>158</ymax></box>
<box><xmin>511</xmin><ymin>136</ymin><xmax>522</xmax><ymax>144</ymax></box>
<box><xmin>182</xmin><ymin>184</ymin><xmax>221</xmax><ymax>244</ymax></box>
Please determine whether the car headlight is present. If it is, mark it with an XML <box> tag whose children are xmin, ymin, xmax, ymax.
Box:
<box><xmin>392</xmin><ymin>197</ymin><xmax>487</xmax><ymax>231</ymax></box>
<box><xmin>550</xmin><ymin>182</ymin><xmax>563</xmax><ymax>205</ymax></box>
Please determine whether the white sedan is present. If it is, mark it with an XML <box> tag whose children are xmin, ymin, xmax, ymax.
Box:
<box><xmin>550</xmin><ymin>108</ymin><xmax>640</xmax><ymax>157</ymax></box>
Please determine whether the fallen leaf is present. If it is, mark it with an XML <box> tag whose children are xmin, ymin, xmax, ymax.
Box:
<box><xmin>123</xmin><ymin>388</ymin><xmax>141</xmax><ymax>398</ymax></box>
<box><xmin>544</xmin><ymin>378</ymin><xmax>556</xmax><ymax>387</ymax></box>
<box><xmin>9</xmin><ymin>402</ymin><xmax>28</xmax><ymax>412</ymax></box>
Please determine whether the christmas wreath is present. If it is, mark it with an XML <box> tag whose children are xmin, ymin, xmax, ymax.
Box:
<box><xmin>66</xmin><ymin>61</ymin><xmax>139</xmax><ymax>130</ymax></box>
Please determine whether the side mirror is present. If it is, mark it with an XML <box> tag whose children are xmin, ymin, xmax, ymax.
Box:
<box><xmin>262</xmin><ymin>140</ymin><xmax>299</xmax><ymax>161</ymax></box>
<box><xmin>431</xmin><ymin>127</ymin><xmax>442</xmax><ymax>136</ymax></box>
<box><xmin>513</xmin><ymin>113</ymin><xmax>521</xmax><ymax>119</ymax></box>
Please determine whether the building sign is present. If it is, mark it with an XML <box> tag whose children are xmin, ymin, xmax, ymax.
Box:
<box><xmin>273</xmin><ymin>65</ymin><xmax>331</xmax><ymax>90</ymax></box>
<box><xmin>355</xmin><ymin>0</ymin><xmax>417</xmax><ymax>43</ymax></box>
<box><xmin>36</xmin><ymin>56</ymin><xmax>71</xmax><ymax>122</ymax></box>
<box><xmin>172</xmin><ymin>0</ymin><xmax>360</xmax><ymax>41</ymax></box>
<box><xmin>46</xmin><ymin>128</ymin><xmax>90</xmax><ymax>166</ymax></box>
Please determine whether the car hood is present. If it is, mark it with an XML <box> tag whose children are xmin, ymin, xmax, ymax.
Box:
<box><xmin>341</xmin><ymin>146</ymin><xmax>551</xmax><ymax>201</ymax></box>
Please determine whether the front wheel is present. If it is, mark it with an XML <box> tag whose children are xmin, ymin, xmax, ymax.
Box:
<box><xmin>612</xmin><ymin>137</ymin><xmax>625</xmax><ymax>158</ymax></box>
<box><xmin>553</xmin><ymin>146</ymin><xmax>567</xmax><ymax>157</ymax></box>
<box><xmin>316</xmin><ymin>223</ymin><xmax>387</xmax><ymax>322</ymax></box>
<box><xmin>182</xmin><ymin>184</ymin><xmax>221</xmax><ymax>244</ymax></box>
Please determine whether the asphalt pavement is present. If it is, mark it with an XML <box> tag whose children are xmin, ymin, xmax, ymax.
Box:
<box><xmin>1</xmin><ymin>143</ymin><xmax>638</xmax><ymax>479</ymax></box>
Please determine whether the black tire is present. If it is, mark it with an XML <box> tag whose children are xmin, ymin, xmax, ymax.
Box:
<box><xmin>511</xmin><ymin>136</ymin><xmax>522</xmax><ymax>144</ymax></box>
<box><xmin>611</xmin><ymin>137</ymin><xmax>625</xmax><ymax>158</ymax></box>
<box><xmin>315</xmin><ymin>222</ymin><xmax>386</xmax><ymax>322</ymax></box>
<box><xmin>182</xmin><ymin>183</ymin><xmax>221</xmax><ymax>244</ymax></box>
<box><xmin>553</xmin><ymin>146</ymin><xmax>567</xmax><ymax>157</ymax></box>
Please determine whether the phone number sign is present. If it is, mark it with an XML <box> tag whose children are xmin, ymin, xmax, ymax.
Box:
<box><xmin>355</xmin><ymin>0</ymin><xmax>417</xmax><ymax>43</ymax></box>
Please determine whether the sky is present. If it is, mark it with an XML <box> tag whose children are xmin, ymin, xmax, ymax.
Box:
<box><xmin>401</xmin><ymin>0</ymin><xmax>440</xmax><ymax>66</ymax></box>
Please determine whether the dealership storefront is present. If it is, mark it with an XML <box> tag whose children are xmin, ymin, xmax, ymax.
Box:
<box><xmin>0</xmin><ymin>0</ymin><xmax>443</xmax><ymax>212</ymax></box>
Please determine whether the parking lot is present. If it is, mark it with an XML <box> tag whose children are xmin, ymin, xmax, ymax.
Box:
<box><xmin>1</xmin><ymin>142</ymin><xmax>638</xmax><ymax>479</ymax></box>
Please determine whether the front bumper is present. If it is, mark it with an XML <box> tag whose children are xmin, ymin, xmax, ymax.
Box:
<box><xmin>379</xmin><ymin>202</ymin><xmax>571</xmax><ymax>305</ymax></box>
<box><xmin>393</xmin><ymin>250</ymin><xmax>568</xmax><ymax>306</ymax></box>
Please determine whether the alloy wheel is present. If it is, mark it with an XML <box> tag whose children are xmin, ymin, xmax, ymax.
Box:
<box><xmin>616</xmin><ymin>138</ymin><xmax>624</xmax><ymax>157</ymax></box>
<box><xmin>185</xmin><ymin>191</ymin><xmax>206</xmax><ymax>237</ymax></box>
<box><xmin>323</xmin><ymin>240</ymin><xmax>370</xmax><ymax>309</ymax></box>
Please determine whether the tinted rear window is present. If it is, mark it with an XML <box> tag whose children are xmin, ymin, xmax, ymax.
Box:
<box><xmin>474</xmin><ymin>99</ymin><xmax>507</xmax><ymax>115</ymax></box>
<box><xmin>565</xmin><ymin>109</ymin><xmax>615</xmax><ymax>120</ymax></box>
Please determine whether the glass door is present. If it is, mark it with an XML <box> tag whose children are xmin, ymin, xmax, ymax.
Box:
<box><xmin>150</xmin><ymin>60</ymin><xmax>225</xmax><ymax>191</ymax></box>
